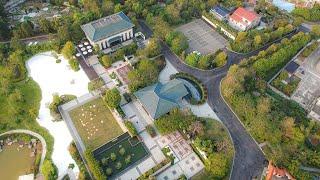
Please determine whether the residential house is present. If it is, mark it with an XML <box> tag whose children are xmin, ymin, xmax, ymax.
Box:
<box><xmin>210</xmin><ymin>5</ymin><xmax>231</xmax><ymax>21</ymax></box>
<box><xmin>81</xmin><ymin>11</ymin><xmax>135</xmax><ymax>50</ymax></box>
<box><xmin>266</xmin><ymin>161</ymin><xmax>295</xmax><ymax>180</ymax></box>
<box><xmin>228</xmin><ymin>7</ymin><xmax>261</xmax><ymax>31</ymax></box>
<box><xmin>134</xmin><ymin>79</ymin><xmax>189</xmax><ymax>120</ymax></box>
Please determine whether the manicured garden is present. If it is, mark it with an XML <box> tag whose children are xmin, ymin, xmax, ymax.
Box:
<box><xmin>271</xmin><ymin>71</ymin><xmax>301</xmax><ymax>96</ymax></box>
<box><xmin>93</xmin><ymin>133</ymin><xmax>149</xmax><ymax>179</ymax></box>
<box><xmin>69</xmin><ymin>98</ymin><xmax>123</xmax><ymax>149</ymax></box>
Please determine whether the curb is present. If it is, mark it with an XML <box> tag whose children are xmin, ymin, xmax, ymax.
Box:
<box><xmin>218</xmin><ymin>78</ymin><xmax>266</xmax><ymax>180</ymax></box>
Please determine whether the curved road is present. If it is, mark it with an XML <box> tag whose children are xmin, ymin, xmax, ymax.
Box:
<box><xmin>0</xmin><ymin>129</ymin><xmax>47</xmax><ymax>171</ymax></box>
<box><xmin>139</xmin><ymin>20</ymin><xmax>302</xmax><ymax>179</ymax></box>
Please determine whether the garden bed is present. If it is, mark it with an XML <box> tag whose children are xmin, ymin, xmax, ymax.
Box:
<box><xmin>271</xmin><ymin>71</ymin><xmax>301</xmax><ymax>96</ymax></box>
<box><xmin>92</xmin><ymin>132</ymin><xmax>149</xmax><ymax>179</ymax></box>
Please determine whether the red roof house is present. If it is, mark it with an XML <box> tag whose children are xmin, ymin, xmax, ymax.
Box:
<box><xmin>266</xmin><ymin>161</ymin><xmax>295</xmax><ymax>180</ymax></box>
<box><xmin>229</xmin><ymin>7</ymin><xmax>260</xmax><ymax>31</ymax></box>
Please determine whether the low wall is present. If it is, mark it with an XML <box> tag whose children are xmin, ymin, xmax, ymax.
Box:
<box><xmin>202</xmin><ymin>15</ymin><xmax>236</xmax><ymax>40</ymax></box>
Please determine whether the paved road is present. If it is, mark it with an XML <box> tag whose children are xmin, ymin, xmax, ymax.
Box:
<box><xmin>0</xmin><ymin>129</ymin><xmax>47</xmax><ymax>171</ymax></box>
<box><xmin>138</xmin><ymin>20</ymin><xmax>303</xmax><ymax>179</ymax></box>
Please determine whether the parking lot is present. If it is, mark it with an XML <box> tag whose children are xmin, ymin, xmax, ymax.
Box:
<box><xmin>176</xmin><ymin>19</ymin><xmax>228</xmax><ymax>55</ymax></box>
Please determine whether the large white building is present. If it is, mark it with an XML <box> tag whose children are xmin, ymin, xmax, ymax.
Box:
<box><xmin>81</xmin><ymin>12</ymin><xmax>135</xmax><ymax>50</ymax></box>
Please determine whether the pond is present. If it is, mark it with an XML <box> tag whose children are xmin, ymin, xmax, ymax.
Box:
<box><xmin>0</xmin><ymin>145</ymin><xmax>34</xmax><ymax>180</ymax></box>
<box><xmin>26</xmin><ymin>52</ymin><xmax>90</xmax><ymax>176</ymax></box>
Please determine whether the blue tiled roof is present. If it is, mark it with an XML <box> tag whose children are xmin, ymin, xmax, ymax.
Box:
<box><xmin>272</xmin><ymin>0</ymin><xmax>295</xmax><ymax>12</ymax></box>
<box><xmin>81</xmin><ymin>12</ymin><xmax>135</xmax><ymax>42</ymax></box>
<box><xmin>210</xmin><ymin>5</ymin><xmax>230</xmax><ymax>17</ymax></box>
<box><xmin>134</xmin><ymin>79</ymin><xmax>189</xmax><ymax>119</ymax></box>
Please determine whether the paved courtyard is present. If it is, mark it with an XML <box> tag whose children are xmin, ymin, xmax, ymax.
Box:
<box><xmin>176</xmin><ymin>19</ymin><xmax>228</xmax><ymax>55</ymax></box>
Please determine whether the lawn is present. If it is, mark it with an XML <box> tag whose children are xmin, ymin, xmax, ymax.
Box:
<box><xmin>93</xmin><ymin>133</ymin><xmax>149</xmax><ymax>178</ymax></box>
<box><xmin>69</xmin><ymin>98</ymin><xmax>124</xmax><ymax>149</ymax></box>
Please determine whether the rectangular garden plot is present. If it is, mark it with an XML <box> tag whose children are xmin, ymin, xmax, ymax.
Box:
<box><xmin>69</xmin><ymin>98</ymin><xmax>124</xmax><ymax>149</ymax></box>
<box><xmin>93</xmin><ymin>132</ymin><xmax>149</xmax><ymax>179</ymax></box>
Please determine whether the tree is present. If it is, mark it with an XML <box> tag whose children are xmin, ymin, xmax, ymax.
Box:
<box><xmin>38</xmin><ymin>17</ymin><xmax>52</xmax><ymax>33</ymax></box>
<box><xmin>205</xmin><ymin>153</ymin><xmax>229</xmax><ymax>179</ymax></box>
<box><xmin>254</xmin><ymin>35</ymin><xmax>262</xmax><ymax>47</ymax></box>
<box><xmin>68</xmin><ymin>58</ymin><xmax>80</xmax><ymax>72</ymax></box>
<box><xmin>214</xmin><ymin>51</ymin><xmax>227</xmax><ymax>67</ymax></box>
<box><xmin>103</xmin><ymin>88</ymin><xmax>121</xmax><ymax>109</ymax></box>
<box><xmin>281</xmin><ymin>117</ymin><xmax>295</xmax><ymax>141</ymax></box>
<box><xmin>102</xmin><ymin>0</ymin><xmax>114</xmax><ymax>16</ymax></box>
<box><xmin>100</xmin><ymin>55</ymin><xmax>112</xmax><ymax>68</ymax></box>
<box><xmin>185</xmin><ymin>53</ymin><xmax>199</xmax><ymax>67</ymax></box>
<box><xmin>41</xmin><ymin>160</ymin><xmax>58</xmax><ymax>180</ymax></box>
<box><xmin>88</xmin><ymin>78</ymin><xmax>105</xmax><ymax>92</ymax></box>
<box><xmin>61</xmin><ymin>41</ymin><xmax>75</xmax><ymax>60</ymax></box>
<box><xmin>155</xmin><ymin>108</ymin><xmax>195</xmax><ymax>134</ymax></box>
<box><xmin>125</xmin><ymin>155</ymin><xmax>131</xmax><ymax>164</ymax></box>
<box><xmin>311</xmin><ymin>25</ymin><xmax>320</xmax><ymax>37</ymax></box>
<box><xmin>82</xmin><ymin>0</ymin><xmax>101</xmax><ymax>16</ymax></box>
<box><xmin>144</xmin><ymin>38</ymin><xmax>161</xmax><ymax>58</ymax></box>
<box><xmin>128</xmin><ymin>59</ymin><xmax>159</xmax><ymax>92</ymax></box>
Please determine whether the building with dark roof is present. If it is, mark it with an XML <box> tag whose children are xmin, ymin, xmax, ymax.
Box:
<box><xmin>210</xmin><ymin>5</ymin><xmax>230</xmax><ymax>21</ymax></box>
<box><xmin>81</xmin><ymin>12</ymin><xmax>135</xmax><ymax>50</ymax></box>
<box><xmin>134</xmin><ymin>79</ymin><xmax>189</xmax><ymax>120</ymax></box>
<box><xmin>285</xmin><ymin>61</ymin><xmax>300</xmax><ymax>74</ymax></box>
<box><xmin>229</xmin><ymin>7</ymin><xmax>260</xmax><ymax>31</ymax></box>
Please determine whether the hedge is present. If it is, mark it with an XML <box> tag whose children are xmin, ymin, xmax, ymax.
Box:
<box><xmin>84</xmin><ymin>150</ymin><xmax>106</xmax><ymax>180</ymax></box>
<box><xmin>124</xmin><ymin>121</ymin><xmax>138</xmax><ymax>137</ymax></box>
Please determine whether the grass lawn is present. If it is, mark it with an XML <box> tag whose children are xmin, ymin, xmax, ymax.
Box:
<box><xmin>69</xmin><ymin>98</ymin><xmax>124</xmax><ymax>149</ymax></box>
<box><xmin>93</xmin><ymin>133</ymin><xmax>149</xmax><ymax>178</ymax></box>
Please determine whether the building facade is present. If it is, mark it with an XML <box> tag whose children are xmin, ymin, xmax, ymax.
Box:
<box><xmin>81</xmin><ymin>12</ymin><xmax>135</xmax><ymax>50</ymax></box>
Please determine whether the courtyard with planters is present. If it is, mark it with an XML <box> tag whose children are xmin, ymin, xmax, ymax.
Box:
<box><xmin>93</xmin><ymin>132</ymin><xmax>149</xmax><ymax>178</ymax></box>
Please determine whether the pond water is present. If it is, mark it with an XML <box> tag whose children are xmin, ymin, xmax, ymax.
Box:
<box><xmin>0</xmin><ymin>145</ymin><xmax>33</xmax><ymax>180</ymax></box>
<box><xmin>26</xmin><ymin>52</ymin><xmax>90</xmax><ymax>176</ymax></box>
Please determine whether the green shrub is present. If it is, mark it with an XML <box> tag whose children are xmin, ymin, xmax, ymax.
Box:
<box><xmin>101</xmin><ymin>158</ymin><xmax>108</xmax><ymax>165</ymax></box>
<box><xmin>106</xmin><ymin>168</ymin><xmax>112</xmax><ymax>176</ymax></box>
<box><xmin>125</xmin><ymin>155</ymin><xmax>131</xmax><ymax>164</ymax></box>
<box><xmin>88</xmin><ymin>78</ymin><xmax>105</xmax><ymax>92</ymax></box>
<box><xmin>100</xmin><ymin>55</ymin><xmax>113</xmax><ymax>68</ymax></box>
<box><xmin>119</xmin><ymin>147</ymin><xmax>126</xmax><ymax>156</ymax></box>
<box><xmin>110</xmin><ymin>153</ymin><xmax>117</xmax><ymax>161</ymax></box>
<box><xmin>146</xmin><ymin>125</ymin><xmax>156</xmax><ymax>137</ymax></box>
<box><xmin>84</xmin><ymin>150</ymin><xmax>106</xmax><ymax>180</ymax></box>
<box><xmin>68</xmin><ymin>58</ymin><xmax>80</xmax><ymax>71</ymax></box>
<box><xmin>115</xmin><ymin>162</ymin><xmax>122</xmax><ymax>170</ymax></box>
<box><xmin>124</xmin><ymin>121</ymin><xmax>138</xmax><ymax>136</ymax></box>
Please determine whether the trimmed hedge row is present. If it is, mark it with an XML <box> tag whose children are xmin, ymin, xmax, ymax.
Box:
<box><xmin>84</xmin><ymin>150</ymin><xmax>106</xmax><ymax>180</ymax></box>
<box><xmin>170</xmin><ymin>73</ymin><xmax>207</xmax><ymax>105</ymax></box>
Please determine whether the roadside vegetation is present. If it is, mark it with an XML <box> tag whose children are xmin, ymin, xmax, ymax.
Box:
<box><xmin>292</xmin><ymin>4</ymin><xmax>320</xmax><ymax>22</ymax></box>
<box><xmin>183</xmin><ymin>50</ymin><xmax>228</xmax><ymax>70</ymax></box>
<box><xmin>252</xmin><ymin>32</ymin><xmax>311</xmax><ymax>80</ymax></box>
<box><xmin>221</xmin><ymin>33</ymin><xmax>320</xmax><ymax>178</ymax></box>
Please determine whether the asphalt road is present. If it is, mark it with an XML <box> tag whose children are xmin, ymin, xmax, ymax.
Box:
<box><xmin>138</xmin><ymin>20</ymin><xmax>302</xmax><ymax>180</ymax></box>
